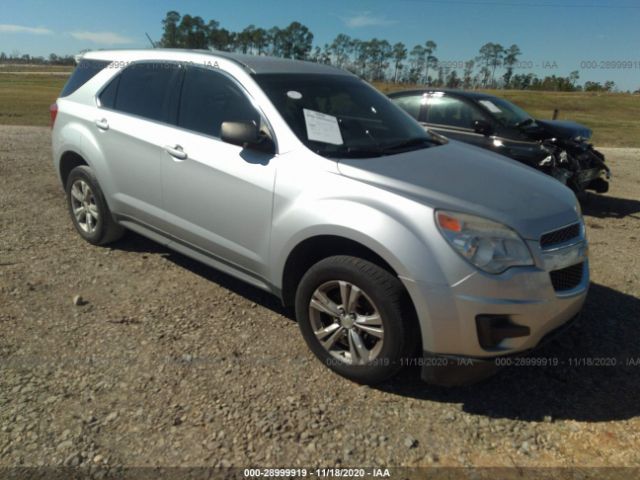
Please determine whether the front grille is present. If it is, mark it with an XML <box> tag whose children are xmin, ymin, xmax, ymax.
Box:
<box><xmin>550</xmin><ymin>262</ymin><xmax>584</xmax><ymax>291</ymax></box>
<box><xmin>540</xmin><ymin>223</ymin><xmax>581</xmax><ymax>248</ymax></box>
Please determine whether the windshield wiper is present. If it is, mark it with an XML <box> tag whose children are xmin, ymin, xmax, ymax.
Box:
<box><xmin>343</xmin><ymin>147</ymin><xmax>384</xmax><ymax>158</ymax></box>
<box><xmin>380</xmin><ymin>137</ymin><xmax>435</xmax><ymax>153</ymax></box>
<box><xmin>317</xmin><ymin>146</ymin><xmax>383</xmax><ymax>158</ymax></box>
<box><xmin>317</xmin><ymin>137</ymin><xmax>435</xmax><ymax>159</ymax></box>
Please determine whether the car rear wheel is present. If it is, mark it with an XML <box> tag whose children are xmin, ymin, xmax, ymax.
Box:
<box><xmin>295</xmin><ymin>255</ymin><xmax>418</xmax><ymax>384</ymax></box>
<box><xmin>66</xmin><ymin>166</ymin><xmax>124</xmax><ymax>245</ymax></box>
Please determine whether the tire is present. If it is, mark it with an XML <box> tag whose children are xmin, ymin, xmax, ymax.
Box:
<box><xmin>295</xmin><ymin>255</ymin><xmax>419</xmax><ymax>385</ymax></box>
<box><xmin>66</xmin><ymin>165</ymin><xmax>124</xmax><ymax>245</ymax></box>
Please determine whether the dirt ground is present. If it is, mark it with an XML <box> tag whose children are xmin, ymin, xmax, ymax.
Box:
<box><xmin>1</xmin><ymin>126</ymin><xmax>639</xmax><ymax>476</ymax></box>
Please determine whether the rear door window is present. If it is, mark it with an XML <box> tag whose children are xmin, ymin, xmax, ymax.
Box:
<box><xmin>113</xmin><ymin>62</ymin><xmax>182</xmax><ymax>123</ymax></box>
<box><xmin>60</xmin><ymin>59</ymin><xmax>110</xmax><ymax>97</ymax></box>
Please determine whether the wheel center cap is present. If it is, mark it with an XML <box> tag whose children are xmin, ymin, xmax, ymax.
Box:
<box><xmin>340</xmin><ymin>313</ymin><xmax>356</xmax><ymax>329</ymax></box>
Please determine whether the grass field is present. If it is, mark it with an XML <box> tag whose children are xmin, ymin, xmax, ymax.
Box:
<box><xmin>0</xmin><ymin>73</ymin><xmax>68</xmax><ymax>127</ymax></box>
<box><xmin>1</xmin><ymin>67</ymin><xmax>639</xmax><ymax>147</ymax></box>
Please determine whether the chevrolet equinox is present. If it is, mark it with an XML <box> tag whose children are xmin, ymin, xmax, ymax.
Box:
<box><xmin>51</xmin><ymin>50</ymin><xmax>589</xmax><ymax>386</ymax></box>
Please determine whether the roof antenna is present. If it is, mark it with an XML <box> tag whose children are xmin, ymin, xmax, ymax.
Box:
<box><xmin>145</xmin><ymin>33</ymin><xmax>156</xmax><ymax>48</ymax></box>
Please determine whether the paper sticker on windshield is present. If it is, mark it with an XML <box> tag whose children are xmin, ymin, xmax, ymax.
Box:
<box><xmin>303</xmin><ymin>109</ymin><xmax>343</xmax><ymax>145</ymax></box>
<box><xmin>479</xmin><ymin>100</ymin><xmax>502</xmax><ymax>114</ymax></box>
<box><xmin>287</xmin><ymin>90</ymin><xmax>302</xmax><ymax>100</ymax></box>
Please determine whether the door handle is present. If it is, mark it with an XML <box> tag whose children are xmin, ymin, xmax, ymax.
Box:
<box><xmin>164</xmin><ymin>144</ymin><xmax>188</xmax><ymax>160</ymax></box>
<box><xmin>95</xmin><ymin>118</ymin><xmax>109</xmax><ymax>130</ymax></box>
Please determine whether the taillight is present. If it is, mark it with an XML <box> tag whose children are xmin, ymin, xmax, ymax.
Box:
<box><xmin>49</xmin><ymin>102</ymin><xmax>58</xmax><ymax>128</ymax></box>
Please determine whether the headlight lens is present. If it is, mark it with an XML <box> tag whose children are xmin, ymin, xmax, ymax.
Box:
<box><xmin>435</xmin><ymin>210</ymin><xmax>534</xmax><ymax>274</ymax></box>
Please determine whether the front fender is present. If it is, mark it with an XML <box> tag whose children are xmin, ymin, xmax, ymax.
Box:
<box><xmin>270</xmin><ymin>195</ymin><xmax>451</xmax><ymax>290</ymax></box>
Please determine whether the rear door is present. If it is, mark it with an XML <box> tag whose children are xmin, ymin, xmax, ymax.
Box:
<box><xmin>96</xmin><ymin>61</ymin><xmax>182</xmax><ymax>228</ymax></box>
<box><xmin>160</xmin><ymin>65</ymin><xmax>277</xmax><ymax>277</ymax></box>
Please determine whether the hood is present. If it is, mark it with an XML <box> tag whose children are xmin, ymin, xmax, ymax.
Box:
<box><xmin>534</xmin><ymin>119</ymin><xmax>592</xmax><ymax>141</ymax></box>
<box><xmin>337</xmin><ymin>140</ymin><xmax>580</xmax><ymax>240</ymax></box>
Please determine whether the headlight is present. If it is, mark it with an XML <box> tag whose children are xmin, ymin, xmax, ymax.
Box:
<box><xmin>435</xmin><ymin>210</ymin><xmax>534</xmax><ymax>274</ymax></box>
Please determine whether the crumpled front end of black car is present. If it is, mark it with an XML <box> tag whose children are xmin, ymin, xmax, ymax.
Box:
<box><xmin>537</xmin><ymin>139</ymin><xmax>610</xmax><ymax>194</ymax></box>
<box><xmin>532</xmin><ymin>121</ymin><xmax>610</xmax><ymax>194</ymax></box>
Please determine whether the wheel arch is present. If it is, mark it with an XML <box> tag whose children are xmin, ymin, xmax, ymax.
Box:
<box><xmin>281</xmin><ymin>234</ymin><xmax>400</xmax><ymax>307</ymax></box>
<box><xmin>280</xmin><ymin>234</ymin><xmax>423</xmax><ymax>355</ymax></box>
<box><xmin>59</xmin><ymin>150</ymin><xmax>89</xmax><ymax>188</ymax></box>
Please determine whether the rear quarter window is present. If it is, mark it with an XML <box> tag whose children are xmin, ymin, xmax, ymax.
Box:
<box><xmin>98</xmin><ymin>75</ymin><xmax>119</xmax><ymax>109</ymax></box>
<box><xmin>60</xmin><ymin>59</ymin><xmax>110</xmax><ymax>98</ymax></box>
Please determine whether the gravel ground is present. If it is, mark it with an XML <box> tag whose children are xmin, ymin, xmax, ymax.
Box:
<box><xmin>1</xmin><ymin>126</ymin><xmax>639</xmax><ymax>474</ymax></box>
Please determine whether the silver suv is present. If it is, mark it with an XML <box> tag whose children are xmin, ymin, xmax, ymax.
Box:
<box><xmin>51</xmin><ymin>49</ymin><xmax>588</xmax><ymax>386</ymax></box>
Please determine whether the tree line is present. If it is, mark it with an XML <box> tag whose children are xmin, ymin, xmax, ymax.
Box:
<box><xmin>0</xmin><ymin>52</ymin><xmax>75</xmax><ymax>65</ymax></box>
<box><xmin>0</xmin><ymin>10</ymin><xmax>624</xmax><ymax>93</ymax></box>
<box><xmin>157</xmin><ymin>11</ymin><xmax>620</xmax><ymax>92</ymax></box>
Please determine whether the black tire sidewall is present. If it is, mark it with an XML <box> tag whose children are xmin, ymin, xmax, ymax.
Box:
<box><xmin>66</xmin><ymin>166</ymin><xmax>109</xmax><ymax>245</ymax></box>
<box><xmin>295</xmin><ymin>257</ymin><xmax>409</xmax><ymax>384</ymax></box>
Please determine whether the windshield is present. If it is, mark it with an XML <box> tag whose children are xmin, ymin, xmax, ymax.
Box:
<box><xmin>476</xmin><ymin>97</ymin><xmax>534</xmax><ymax>128</ymax></box>
<box><xmin>254</xmin><ymin>73</ymin><xmax>438</xmax><ymax>158</ymax></box>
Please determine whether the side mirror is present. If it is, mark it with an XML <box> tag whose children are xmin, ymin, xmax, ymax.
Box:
<box><xmin>220</xmin><ymin>121</ymin><xmax>275</xmax><ymax>154</ymax></box>
<box><xmin>473</xmin><ymin>119</ymin><xmax>493</xmax><ymax>136</ymax></box>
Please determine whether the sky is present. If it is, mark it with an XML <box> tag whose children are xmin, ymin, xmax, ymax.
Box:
<box><xmin>2</xmin><ymin>0</ymin><xmax>640</xmax><ymax>90</ymax></box>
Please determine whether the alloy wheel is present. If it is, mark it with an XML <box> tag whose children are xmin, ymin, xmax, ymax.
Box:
<box><xmin>70</xmin><ymin>179</ymin><xmax>99</xmax><ymax>234</ymax></box>
<box><xmin>308</xmin><ymin>280</ymin><xmax>384</xmax><ymax>365</ymax></box>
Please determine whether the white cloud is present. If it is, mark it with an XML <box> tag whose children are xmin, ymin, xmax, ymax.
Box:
<box><xmin>341</xmin><ymin>12</ymin><xmax>396</xmax><ymax>28</ymax></box>
<box><xmin>0</xmin><ymin>24</ymin><xmax>53</xmax><ymax>35</ymax></box>
<box><xmin>70</xmin><ymin>31</ymin><xmax>133</xmax><ymax>45</ymax></box>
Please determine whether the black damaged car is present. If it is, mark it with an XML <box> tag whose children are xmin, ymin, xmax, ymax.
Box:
<box><xmin>389</xmin><ymin>89</ymin><xmax>610</xmax><ymax>194</ymax></box>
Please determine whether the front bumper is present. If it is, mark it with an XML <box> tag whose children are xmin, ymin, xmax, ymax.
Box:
<box><xmin>569</xmin><ymin>146</ymin><xmax>611</xmax><ymax>192</ymax></box>
<box><xmin>576</xmin><ymin>167</ymin><xmax>609</xmax><ymax>192</ymax></box>
<box><xmin>401</xmin><ymin>236</ymin><xmax>589</xmax><ymax>382</ymax></box>
<box><xmin>420</xmin><ymin>312</ymin><xmax>581</xmax><ymax>386</ymax></box>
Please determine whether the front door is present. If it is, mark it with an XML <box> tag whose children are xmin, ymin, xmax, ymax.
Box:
<box><xmin>161</xmin><ymin>65</ymin><xmax>277</xmax><ymax>277</ymax></box>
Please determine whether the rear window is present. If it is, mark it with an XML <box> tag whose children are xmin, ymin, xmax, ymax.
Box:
<box><xmin>60</xmin><ymin>59</ymin><xmax>110</xmax><ymax>98</ymax></box>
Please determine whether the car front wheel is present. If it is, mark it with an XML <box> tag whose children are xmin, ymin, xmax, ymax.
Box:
<box><xmin>295</xmin><ymin>255</ymin><xmax>418</xmax><ymax>384</ymax></box>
